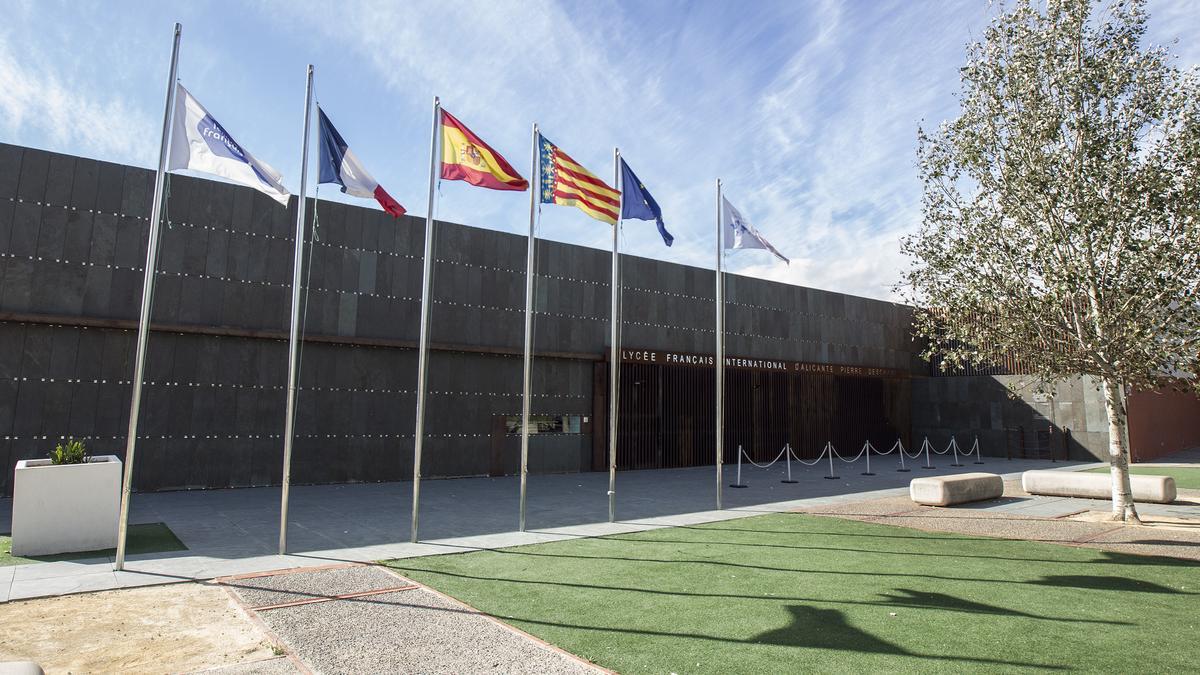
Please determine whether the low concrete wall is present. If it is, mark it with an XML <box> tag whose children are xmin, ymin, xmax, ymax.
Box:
<box><xmin>912</xmin><ymin>375</ymin><xmax>1110</xmax><ymax>461</ymax></box>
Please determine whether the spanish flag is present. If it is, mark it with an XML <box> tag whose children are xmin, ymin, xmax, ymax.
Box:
<box><xmin>538</xmin><ymin>134</ymin><xmax>619</xmax><ymax>224</ymax></box>
<box><xmin>440</xmin><ymin>109</ymin><xmax>528</xmax><ymax>191</ymax></box>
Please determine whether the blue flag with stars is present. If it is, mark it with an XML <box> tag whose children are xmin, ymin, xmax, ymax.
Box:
<box><xmin>619</xmin><ymin>158</ymin><xmax>673</xmax><ymax>246</ymax></box>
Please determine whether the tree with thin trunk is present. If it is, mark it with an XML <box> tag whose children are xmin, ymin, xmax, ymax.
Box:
<box><xmin>902</xmin><ymin>0</ymin><xmax>1200</xmax><ymax>522</ymax></box>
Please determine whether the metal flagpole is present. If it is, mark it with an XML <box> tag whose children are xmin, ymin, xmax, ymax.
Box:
<box><xmin>411</xmin><ymin>96</ymin><xmax>441</xmax><ymax>543</ymax></box>
<box><xmin>714</xmin><ymin>178</ymin><xmax>724</xmax><ymax>511</ymax></box>
<box><xmin>115</xmin><ymin>22</ymin><xmax>182</xmax><ymax>571</ymax></box>
<box><xmin>278</xmin><ymin>64</ymin><xmax>314</xmax><ymax>555</ymax></box>
<box><xmin>518</xmin><ymin>123</ymin><xmax>539</xmax><ymax>531</ymax></box>
<box><xmin>608</xmin><ymin>148</ymin><xmax>622</xmax><ymax>522</ymax></box>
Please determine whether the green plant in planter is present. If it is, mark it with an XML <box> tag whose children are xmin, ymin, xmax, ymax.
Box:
<box><xmin>48</xmin><ymin>439</ymin><xmax>88</xmax><ymax>465</ymax></box>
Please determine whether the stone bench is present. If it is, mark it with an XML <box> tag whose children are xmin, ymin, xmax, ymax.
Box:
<box><xmin>910</xmin><ymin>472</ymin><xmax>1004</xmax><ymax>506</ymax></box>
<box><xmin>1022</xmin><ymin>469</ymin><xmax>1176</xmax><ymax>504</ymax></box>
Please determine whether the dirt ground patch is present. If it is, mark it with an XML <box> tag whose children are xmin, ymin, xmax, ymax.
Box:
<box><xmin>0</xmin><ymin>582</ymin><xmax>281</xmax><ymax>674</ymax></box>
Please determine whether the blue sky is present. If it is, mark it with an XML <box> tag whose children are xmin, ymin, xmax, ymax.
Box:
<box><xmin>2</xmin><ymin>0</ymin><xmax>1197</xmax><ymax>301</ymax></box>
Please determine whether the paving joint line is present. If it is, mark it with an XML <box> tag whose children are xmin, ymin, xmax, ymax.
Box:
<box><xmin>250</xmin><ymin>584</ymin><xmax>420</xmax><ymax>611</ymax></box>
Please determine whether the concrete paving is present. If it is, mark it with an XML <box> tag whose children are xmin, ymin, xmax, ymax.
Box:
<box><xmin>0</xmin><ymin>454</ymin><xmax>1106</xmax><ymax>602</ymax></box>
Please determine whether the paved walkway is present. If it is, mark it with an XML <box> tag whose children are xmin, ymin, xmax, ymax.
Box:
<box><xmin>1</xmin><ymin>453</ymin><xmax>1085</xmax><ymax>602</ymax></box>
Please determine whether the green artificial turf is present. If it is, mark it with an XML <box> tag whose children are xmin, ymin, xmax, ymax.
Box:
<box><xmin>1084</xmin><ymin>465</ymin><xmax>1200</xmax><ymax>490</ymax></box>
<box><xmin>386</xmin><ymin>513</ymin><xmax>1199</xmax><ymax>673</ymax></box>
<box><xmin>0</xmin><ymin>522</ymin><xmax>186</xmax><ymax>566</ymax></box>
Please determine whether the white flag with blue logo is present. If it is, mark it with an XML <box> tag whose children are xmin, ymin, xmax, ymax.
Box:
<box><xmin>721</xmin><ymin>196</ymin><xmax>788</xmax><ymax>264</ymax></box>
<box><xmin>167</xmin><ymin>83</ymin><xmax>290</xmax><ymax>206</ymax></box>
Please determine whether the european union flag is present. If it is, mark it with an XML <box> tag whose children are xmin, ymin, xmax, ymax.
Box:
<box><xmin>620</xmin><ymin>158</ymin><xmax>673</xmax><ymax>246</ymax></box>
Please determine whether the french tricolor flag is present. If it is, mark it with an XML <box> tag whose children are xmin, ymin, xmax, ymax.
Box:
<box><xmin>317</xmin><ymin>107</ymin><xmax>406</xmax><ymax>217</ymax></box>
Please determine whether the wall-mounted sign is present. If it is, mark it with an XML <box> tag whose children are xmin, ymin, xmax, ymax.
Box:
<box><xmin>617</xmin><ymin>348</ymin><xmax>909</xmax><ymax>379</ymax></box>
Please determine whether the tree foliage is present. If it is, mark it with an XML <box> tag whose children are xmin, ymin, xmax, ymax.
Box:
<box><xmin>902</xmin><ymin>0</ymin><xmax>1200</xmax><ymax>520</ymax></box>
<box><xmin>906</xmin><ymin>0</ymin><xmax>1200</xmax><ymax>393</ymax></box>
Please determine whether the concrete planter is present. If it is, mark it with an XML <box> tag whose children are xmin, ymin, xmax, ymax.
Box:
<box><xmin>11</xmin><ymin>455</ymin><xmax>122</xmax><ymax>556</ymax></box>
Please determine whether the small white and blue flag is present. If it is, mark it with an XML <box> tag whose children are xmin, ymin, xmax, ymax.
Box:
<box><xmin>167</xmin><ymin>83</ymin><xmax>290</xmax><ymax>206</ymax></box>
<box><xmin>721</xmin><ymin>196</ymin><xmax>788</xmax><ymax>264</ymax></box>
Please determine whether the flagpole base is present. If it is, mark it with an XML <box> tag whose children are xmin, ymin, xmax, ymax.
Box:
<box><xmin>781</xmin><ymin>479</ymin><xmax>798</xmax><ymax>484</ymax></box>
<box><xmin>896</xmin><ymin>468</ymin><xmax>911</xmax><ymax>473</ymax></box>
<box><xmin>860</xmin><ymin>472</ymin><xmax>875</xmax><ymax>476</ymax></box>
<box><xmin>729</xmin><ymin>483</ymin><xmax>748</xmax><ymax>489</ymax></box>
<box><xmin>950</xmin><ymin>463</ymin><xmax>964</xmax><ymax>467</ymax></box>
<box><xmin>823</xmin><ymin>476</ymin><xmax>840</xmax><ymax>480</ymax></box>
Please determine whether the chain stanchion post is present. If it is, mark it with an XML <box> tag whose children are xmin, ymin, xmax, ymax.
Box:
<box><xmin>922</xmin><ymin>437</ymin><xmax>936</xmax><ymax>470</ymax></box>
<box><xmin>824</xmin><ymin>442</ymin><xmax>840</xmax><ymax>480</ymax></box>
<box><xmin>861</xmin><ymin>441</ymin><xmax>875</xmax><ymax>476</ymax></box>
<box><xmin>782</xmin><ymin>442</ymin><xmax>797</xmax><ymax>484</ymax></box>
<box><xmin>973</xmin><ymin>435</ymin><xmax>985</xmax><ymax>464</ymax></box>
<box><xmin>730</xmin><ymin>444</ymin><xmax>748</xmax><ymax>488</ymax></box>
<box><xmin>950</xmin><ymin>436</ymin><xmax>963</xmax><ymax>467</ymax></box>
<box><xmin>897</xmin><ymin>439</ymin><xmax>910</xmax><ymax>472</ymax></box>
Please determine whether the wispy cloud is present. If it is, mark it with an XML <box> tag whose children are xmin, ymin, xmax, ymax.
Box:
<box><xmin>2</xmin><ymin>0</ymin><xmax>1196</xmax><ymax>304</ymax></box>
<box><xmin>727</xmin><ymin>0</ymin><xmax>991</xmax><ymax>301</ymax></box>
<box><xmin>0</xmin><ymin>26</ymin><xmax>157</xmax><ymax>167</ymax></box>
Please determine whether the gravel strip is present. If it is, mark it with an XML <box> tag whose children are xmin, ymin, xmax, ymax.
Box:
<box><xmin>225</xmin><ymin>565</ymin><xmax>406</xmax><ymax>608</ymax></box>
<box><xmin>258</xmin><ymin>586</ymin><xmax>600</xmax><ymax>674</ymax></box>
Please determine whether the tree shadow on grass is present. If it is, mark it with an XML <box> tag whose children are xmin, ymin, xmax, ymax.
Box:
<box><xmin>683</xmin><ymin>604</ymin><xmax>1064</xmax><ymax>669</ymax></box>
<box><xmin>873</xmin><ymin>588</ymin><xmax>1108</xmax><ymax>620</ymax></box>
<box><xmin>304</xmin><ymin>591</ymin><xmax>1067</xmax><ymax>670</ymax></box>
<box><xmin>1028</xmin><ymin>575</ymin><xmax>1187</xmax><ymax>594</ymax></box>
<box><xmin>601</xmin><ymin>533</ymin><xmax>1182</xmax><ymax>567</ymax></box>
<box><xmin>754</xmin><ymin>605</ymin><xmax>907</xmax><ymax>653</ymax></box>
<box><xmin>389</xmin><ymin>566</ymin><xmax>1134</xmax><ymax>626</ymax></box>
<box><xmin>422</xmin><ymin>542</ymin><xmax>1199</xmax><ymax>595</ymax></box>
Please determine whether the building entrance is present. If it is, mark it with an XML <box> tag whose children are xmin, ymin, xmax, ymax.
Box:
<box><xmin>592</xmin><ymin>351</ymin><xmax>910</xmax><ymax>471</ymax></box>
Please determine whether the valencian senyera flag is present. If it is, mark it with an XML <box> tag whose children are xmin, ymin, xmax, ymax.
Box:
<box><xmin>619</xmin><ymin>158</ymin><xmax>673</xmax><ymax>246</ymax></box>
<box><xmin>168</xmin><ymin>83</ymin><xmax>290</xmax><ymax>206</ymax></box>
<box><xmin>721</xmin><ymin>195</ymin><xmax>789</xmax><ymax>264</ymax></box>
<box><xmin>440</xmin><ymin>110</ymin><xmax>528</xmax><ymax>191</ymax></box>
<box><xmin>539</xmin><ymin>135</ymin><xmax>620</xmax><ymax>224</ymax></box>
<box><xmin>317</xmin><ymin>107</ymin><xmax>406</xmax><ymax>217</ymax></box>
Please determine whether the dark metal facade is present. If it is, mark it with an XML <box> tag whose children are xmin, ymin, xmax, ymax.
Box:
<box><xmin>599</xmin><ymin>361</ymin><xmax>910</xmax><ymax>470</ymax></box>
<box><xmin>0</xmin><ymin>143</ymin><xmax>921</xmax><ymax>494</ymax></box>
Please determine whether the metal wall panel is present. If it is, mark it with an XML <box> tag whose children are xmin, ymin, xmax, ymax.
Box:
<box><xmin>0</xmin><ymin>143</ymin><xmax>921</xmax><ymax>494</ymax></box>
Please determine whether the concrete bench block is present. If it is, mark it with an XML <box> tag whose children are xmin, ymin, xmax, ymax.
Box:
<box><xmin>910</xmin><ymin>472</ymin><xmax>1004</xmax><ymax>506</ymax></box>
<box><xmin>1022</xmin><ymin>469</ymin><xmax>1176</xmax><ymax>504</ymax></box>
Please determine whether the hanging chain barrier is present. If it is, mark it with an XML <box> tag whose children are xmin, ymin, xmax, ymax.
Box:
<box><xmin>724</xmin><ymin>435</ymin><xmax>986</xmax><ymax>487</ymax></box>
